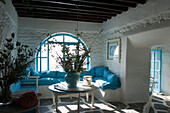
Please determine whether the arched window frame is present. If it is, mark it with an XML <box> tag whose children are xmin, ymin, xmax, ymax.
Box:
<box><xmin>35</xmin><ymin>32</ymin><xmax>90</xmax><ymax>73</ymax></box>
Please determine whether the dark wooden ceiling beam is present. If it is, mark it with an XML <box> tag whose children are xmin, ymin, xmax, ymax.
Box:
<box><xmin>18</xmin><ymin>14</ymin><xmax>104</xmax><ymax>23</ymax></box>
<box><xmin>14</xmin><ymin>3</ymin><xmax>120</xmax><ymax>16</ymax></box>
<box><xmin>12</xmin><ymin>0</ymin><xmax>147</xmax><ymax>23</ymax></box>
<box><xmin>116</xmin><ymin>0</ymin><xmax>146</xmax><ymax>4</ymax></box>
<box><xmin>17</xmin><ymin>9</ymin><xmax>109</xmax><ymax>20</ymax></box>
<box><xmin>12</xmin><ymin>0</ymin><xmax>128</xmax><ymax>12</ymax></box>
<box><xmin>30</xmin><ymin>0</ymin><xmax>137</xmax><ymax>8</ymax></box>
<box><xmin>14</xmin><ymin>5</ymin><xmax>117</xmax><ymax>18</ymax></box>
<box><xmin>71</xmin><ymin>0</ymin><xmax>137</xmax><ymax>8</ymax></box>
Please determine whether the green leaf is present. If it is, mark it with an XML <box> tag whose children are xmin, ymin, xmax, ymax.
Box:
<box><xmin>16</xmin><ymin>42</ymin><xmax>21</xmax><ymax>46</ymax></box>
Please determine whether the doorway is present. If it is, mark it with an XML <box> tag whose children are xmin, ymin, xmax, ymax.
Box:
<box><xmin>150</xmin><ymin>50</ymin><xmax>162</xmax><ymax>93</ymax></box>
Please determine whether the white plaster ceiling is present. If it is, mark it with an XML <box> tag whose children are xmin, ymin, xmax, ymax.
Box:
<box><xmin>128</xmin><ymin>27</ymin><xmax>170</xmax><ymax>48</ymax></box>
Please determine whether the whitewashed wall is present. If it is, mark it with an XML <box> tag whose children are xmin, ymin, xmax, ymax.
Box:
<box><xmin>0</xmin><ymin>0</ymin><xmax>18</xmax><ymax>44</ymax></box>
<box><xmin>103</xmin><ymin>0</ymin><xmax>170</xmax><ymax>103</ymax></box>
<box><xmin>0</xmin><ymin>0</ymin><xmax>18</xmax><ymax>94</ymax></box>
<box><xmin>162</xmin><ymin>46</ymin><xmax>170</xmax><ymax>95</ymax></box>
<box><xmin>17</xmin><ymin>17</ymin><xmax>103</xmax><ymax>69</ymax></box>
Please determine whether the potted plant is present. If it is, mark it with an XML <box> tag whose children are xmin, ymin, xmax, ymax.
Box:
<box><xmin>49</xmin><ymin>40</ymin><xmax>91</xmax><ymax>88</ymax></box>
<box><xmin>0</xmin><ymin>33</ymin><xmax>35</xmax><ymax>105</ymax></box>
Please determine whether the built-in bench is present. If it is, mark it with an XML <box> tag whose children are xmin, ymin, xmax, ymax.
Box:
<box><xmin>11</xmin><ymin>66</ymin><xmax>121</xmax><ymax>99</ymax></box>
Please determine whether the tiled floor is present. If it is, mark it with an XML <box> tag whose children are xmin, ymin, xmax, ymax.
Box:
<box><xmin>39</xmin><ymin>93</ymin><xmax>170</xmax><ymax>113</ymax></box>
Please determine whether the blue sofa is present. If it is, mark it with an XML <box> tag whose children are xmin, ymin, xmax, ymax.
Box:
<box><xmin>80</xmin><ymin>66</ymin><xmax>121</xmax><ymax>90</ymax></box>
<box><xmin>18</xmin><ymin>66</ymin><xmax>121</xmax><ymax>91</ymax></box>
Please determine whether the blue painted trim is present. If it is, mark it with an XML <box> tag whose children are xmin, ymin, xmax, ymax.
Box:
<box><xmin>47</xmin><ymin>42</ymin><xmax>49</xmax><ymax>71</ymax></box>
<box><xmin>40</xmin><ymin>42</ymin><xmax>42</xmax><ymax>73</ymax></box>
<box><xmin>151</xmin><ymin>50</ymin><xmax>162</xmax><ymax>93</ymax></box>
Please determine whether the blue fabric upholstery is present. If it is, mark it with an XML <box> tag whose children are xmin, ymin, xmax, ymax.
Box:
<box><xmin>56</xmin><ymin>71</ymin><xmax>67</xmax><ymax>78</ymax></box>
<box><xmin>101</xmin><ymin>82</ymin><xmax>120</xmax><ymax>90</ymax></box>
<box><xmin>38</xmin><ymin>78</ymin><xmax>59</xmax><ymax>85</ymax></box>
<box><xmin>103</xmin><ymin>70</ymin><xmax>112</xmax><ymax>79</ymax></box>
<box><xmin>11</xmin><ymin>81</ymin><xmax>21</xmax><ymax>92</ymax></box>
<box><xmin>31</xmin><ymin>70</ymin><xmax>41</xmax><ymax>76</ymax></box>
<box><xmin>94</xmin><ymin>66</ymin><xmax>108</xmax><ymax>77</ymax></box>
<box><xmin>41</xmin><ymin>71</ymin><xmax>57</xmax><ymax>78</ymax></box>
<box><xmin>14</xmin><ymin>66</ymin><xmax>121</xmax><ymax>92</ymax></box>
<box><xmin>80</xmin><ymin>77</ymin><xmax>83</xmax><ymax>81</ymax></box>
<box><xmin>57</xmin><ymin>78</ymin><xmax>65</xmax><ymax>82</ymax></box>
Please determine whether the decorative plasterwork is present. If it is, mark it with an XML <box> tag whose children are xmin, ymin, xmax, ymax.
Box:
<box><xmin>0</xmin><ymin>5</ymin><xmax>17</xmax><ymax>44</ymax></box>
<box><xmin>104</xmin><ymin>11</ymin><xmax>170</xmax><ymax>38</ymax></box>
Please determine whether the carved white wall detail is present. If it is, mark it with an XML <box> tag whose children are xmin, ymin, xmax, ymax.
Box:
<box><xmin>104</xmin><ymin>11</ymin><xmax>170</xmax><ymax>38</ymax></box>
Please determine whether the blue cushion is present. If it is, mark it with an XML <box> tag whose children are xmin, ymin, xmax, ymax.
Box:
<box><xmin>94</xmin><ymin>67</ymin><xmax>108</xmax><ymax>77</ymax></box>
<box><xmin>21</xmin><ymin>66</ymin><xmax>32</xmax><ymax>76</ymax></box>
<box><xmin>56</xmin><ymin>71</ymin><xmax>67</xmax><ymax>78</ymax></box>
<box><xmin>80</xmin><ymin>68</ymin><xmax>95</xmax><ymax>77</ymax></box>
<box><xmin>101</xmin><ymin>82</ymin><xmax>121</xmax><ymax>90</ymax></box>
<box><xmin>31</xmin><ymin>70</ymin><xmax>41</xmax><ymax>76</ymax></box>
<box><xmin>47</xmin><ymin>71</ymin><xmax>56</xmax><ymax>78</ymax></box>
<box><xmin>38</xmin><ymin>78</ymin><xmax>59</xmax><ymax>85</ymax></box>
<box><xmin>103</xmin><ymin>70</ymin><xmax>112</xmax><ymax>79</ymax></box>
<box><xmin>107</xmin><ymin>73</ymin><xmax>118</xmax><ymax>83</ymax></box>
<box><xmin>40</xmin><ymin>71</ymin><xmax>48</xmax><ymax>78</ymax></box>
<box><xmin>80</xmin><ymin>77</ymin><xmax>83</xmax><ymax>81</ymax></box>
<box><xmin>57</xmin><ymin>78</ymin><xmax>65</xmax><ymax>82</ymax></box>
<box><xmin>21</xmin><ymin>78</ymin><xmax>36</xmax><ymax>82</ymax></box>
<box><xmin>40</xmin><ymin>71</ymin><xmax>57</xmax><ymax>78</ymax></box>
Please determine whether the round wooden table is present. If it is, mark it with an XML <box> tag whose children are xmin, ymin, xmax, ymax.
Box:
<box><xmin>48</xmin><ymin>82</ymin><xmax>98</xmax><ymax>113</ymax></box>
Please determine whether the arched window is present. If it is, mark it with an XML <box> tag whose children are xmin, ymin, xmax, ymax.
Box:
<box><xmin>36</xmin><ymin>32</ymin><xmax>90</xmax><ymax>72</ymax></box>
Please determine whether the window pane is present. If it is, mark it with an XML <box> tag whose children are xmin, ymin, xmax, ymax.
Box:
<box><xmin>155</xmin><ymin>52</ymin><xmax>160</xmax><ymax>60</ymax></box>
<box><xmin>155</xmin><ymin>62</ymin><xmax>160</xmax><ymax>70</ymax></box>
<box><xmin>64</xmin><ymin>35</ymin><xmax>78</xmax><ymax>42</ymax></box>
<box><xmin>151</xmin><ymin>52</ymin><xmax>154</xmax><ymax>60</ymax></box>
<box><xmin>154</xmin><ymin>82</ymin><xmax>159</xmax><ymax>89</ymax></box>
<box><xmin>38</xmin><ymin>44</ymin><xmax>48</xmax><ymax>57</ymax></box>
<box><xmin>48</xmin><ymin>35</ymin><xmax>63</xmax><ymax>42</ymax></box>
<box><xmin>150</xmin><ymin>70</ymin><xmax>154</xmax><ymax>77</ymax></box>
<box><xmin>38</xmin><ymin>58</ymin><xmax>47</xmax><ymax>72</ymax></box>
<box><xmin>49</xmin><ymin>44</ymin><xmax>63</xmax><ymax>71</ymax></box>
<box><xmin>151</xmin><ymin>62</ymin><xmax>154</xmax><ymax>69</ymax></box>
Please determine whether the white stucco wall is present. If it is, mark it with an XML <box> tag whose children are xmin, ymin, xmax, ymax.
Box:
<box><xmin>0</xmin><ymin>0</ymin><xmax>18</xmax><ymax>43</ymax></box>
<box><xmin>17</xmin><ymin>17</ymin><xmax>104</xmax><ymax>69</ymax></box>
<box><xmin>103</xmin><ymin>0</ymin><xmax>170</xmax><ymax>103</ymax></box>
<box><xmin>162</xmin><ymin>46</ymin><xmax>170</xmax><ymax>95</ymax></box>
<box><xmin>0</xmin><ymin>0</ymin><xmax>18</xmax><ymax>94</ymax></box>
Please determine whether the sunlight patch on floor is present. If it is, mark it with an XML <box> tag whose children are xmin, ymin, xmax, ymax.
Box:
<box><xmin>67</xmin><ymin>105</ymin><xmax>77</xmax><ymax>110</ymax></box>
<box><xmin>122</xmin><ymin>109</ymin><xmax>140</xmax><ymax>113</ymax></box>
<box><xmin>58</xmin><ymin>106</ymin><xmax>69</xmax><ymax>113</ymax></box>
<box><xmin>94</xmin><ymin>103</ymin><xmax>114</xmax><ymax>111</ymax></box>
<box><xmin>80</xmin><ymin>104</ymin><xmax>90</xmax><ymax>109</ymax></box>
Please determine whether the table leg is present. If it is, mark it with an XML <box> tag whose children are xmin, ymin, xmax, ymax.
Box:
<box><xmin>91</xmin><ymin>91</ymin><xmax>94</xmax><ymax>106</ymax></box>
<box><xmin>86</xmin><ymin>93</ymin><xmax>89</xmax><ymax>102</ymax></box>
<box><xmin>55</xmin><ymin>93</ymin><xmax>58</xmax><ymax>112</ymax></box>
<box><xmin>78</xmin><ymin>93</ymin><xmax>80</xmax><ymax>113</ymax></box>
<box><xmin>52</xmin><ymin>92</ymin><xmax>55</xmax><ymax>106</ymax></box>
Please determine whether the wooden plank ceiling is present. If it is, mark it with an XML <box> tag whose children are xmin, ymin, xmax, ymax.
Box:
<box><xmin>12</xmin><ymin>0</ymin><xmax>147</xmax><ymax>23</ymax></box>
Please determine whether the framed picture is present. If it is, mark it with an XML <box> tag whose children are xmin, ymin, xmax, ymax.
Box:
<box><xmin>107</xmin><ymin>39</ymin><xmax>121</xmax><ymax>62</ymax></box>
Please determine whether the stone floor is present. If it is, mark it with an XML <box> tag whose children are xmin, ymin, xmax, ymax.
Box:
<box><xmin>39</xmin><ymin>93</ymin><xmax>170</xmax><ymax>113</ymax></box>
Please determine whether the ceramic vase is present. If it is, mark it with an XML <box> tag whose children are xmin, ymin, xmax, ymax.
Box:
<box><xmin>65</xmin><ymin>72</ymin><xmax>80</xmax><ymax>88</ymax></box>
